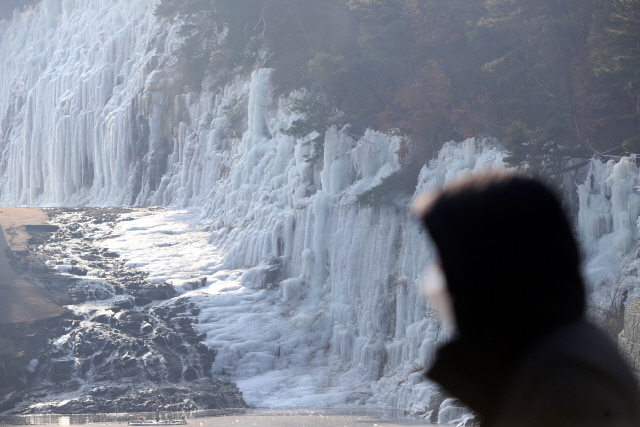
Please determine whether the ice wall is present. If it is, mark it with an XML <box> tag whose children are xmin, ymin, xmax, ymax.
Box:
<box><xmin>0</xmin><ymin>0</ymin><xmax>186</xmax><ymax>206</ymax></box>
<box><xmin>173</xmin><ymin>70</ymin><xmax>510</xmax><ymax>411</ymax></box>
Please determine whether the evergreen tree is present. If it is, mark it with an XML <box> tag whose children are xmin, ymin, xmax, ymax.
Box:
<box><xmin>590</xmin><ymin>0</ymin><xmax>640</xmax><ymax>151</ymax></box>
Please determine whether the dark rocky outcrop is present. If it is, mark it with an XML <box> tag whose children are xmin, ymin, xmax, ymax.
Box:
<box><xmin>0</xmin><ymin>208</ymin><xmax>247</xmax><ymax>414</ymax></box>
<box><xmin>8</xmin><ymin>208</ymin><xmax>175</xmax><ymax>307</ymax></box>
<box><xmin>19</xmin><ymin>379</ymin><xmax>245</xmax><ymax>414</ymax></box>
<box><xmin>619</xmin><ymin>298</ymin><xmax>640</xmax><ymax>382</ymax></box>
<box><xmin>0</xmin><ymin>314</ymin><xmax>70</xmax><ymax>412</ymax></box>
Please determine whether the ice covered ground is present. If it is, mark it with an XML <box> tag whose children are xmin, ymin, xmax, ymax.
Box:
<box><xmin>105</xmin><ymin>209</ymin><xmax>227</xmax><ymax>294</ymax></box>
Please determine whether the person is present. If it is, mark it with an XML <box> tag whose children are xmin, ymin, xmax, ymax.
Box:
<box><xmin>412</xmin><ymin>172</ymin><xmax>640</xmax><ymax>427</ymax></box>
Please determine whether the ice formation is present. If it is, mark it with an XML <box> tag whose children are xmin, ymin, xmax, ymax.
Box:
<box><xmin>98</xmin><ymin>67</ymin><xmax>509</xmax><ymax>408</ymax></box>
<box><xmin>1</xmin><ymin>0</ymin><xmax>640</xmax><ymax>419</ymax></box>
<box><xmin>578</xmin><ymin>156</ymin><xmax>640</xmax><ymax>305</ymax></box>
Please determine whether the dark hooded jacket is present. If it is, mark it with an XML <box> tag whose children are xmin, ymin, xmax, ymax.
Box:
<box><xmin>417</xmin><ymin>174</ymin><xmax>640</xmax><ymax>427</ymax></box>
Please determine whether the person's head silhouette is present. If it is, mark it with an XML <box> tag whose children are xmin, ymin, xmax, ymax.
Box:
<box><xmin>413</xmin><ymin>172</ymin><xmax>640</xmax><ymax>427</ymax></box>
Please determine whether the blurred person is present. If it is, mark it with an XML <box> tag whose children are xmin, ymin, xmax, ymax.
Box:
<box><xmin>412</xmin><ymin>173</ymin><xmax>640</xmax><ymax>427</ymax></box>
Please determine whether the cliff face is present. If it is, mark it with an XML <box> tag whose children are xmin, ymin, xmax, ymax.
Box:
<box><xmin>620</xmin><ymin>299</ymin><xmax>640</xmax><ymax>381</ymax></box>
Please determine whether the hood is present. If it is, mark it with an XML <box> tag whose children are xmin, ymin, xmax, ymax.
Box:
<box><xmin>416</xmin><ymin>173</ymin><xmax>585</xmax><ymax>349</ymax></box>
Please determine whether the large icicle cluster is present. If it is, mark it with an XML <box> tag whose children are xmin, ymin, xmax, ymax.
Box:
<box><xmin>578</xmin><ymin>157</ymin><xmax>640</xmax><ymax>305</ymax></box>
<box><xmin>0</xmin><ymin>0</ymin><xmax>188</xmax><ymax>205</ymax></box>
<box><xmin>184</xmin><ymin>70</ymin><xmax>510</xmax><ymax>410</ymax></box>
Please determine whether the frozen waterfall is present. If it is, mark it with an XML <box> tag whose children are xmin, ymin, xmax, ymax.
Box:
<box><xmin>2</xmin><ymin>0</ymin><xmax>640</xmax><ymax>418</ymax></box>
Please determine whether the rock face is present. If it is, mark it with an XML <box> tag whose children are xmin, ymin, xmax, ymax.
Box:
<box><xmin>19</xmin><ymin>379</ymin><xmax>246</xmax><ymax>414</ymax></box>
<box><xmin>0</xmin><ymin>208</ymin><xmax>247</xmax><ymax>414</ymax></box>
<box><xmin>619</xmin><ymin>298</ymin><xmax>640</xmax><ymax>381</ymax></box>
<box><xmin>0</xmin><ymin>315</ymin><xmax>69</xmax><ymax>412</ymax></box>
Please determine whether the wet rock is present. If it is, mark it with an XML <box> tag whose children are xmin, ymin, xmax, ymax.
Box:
<box><xmin>185</xmin><ymin>276</ymin><xmax>207</xmax><ymax>290</ymax></box>
<box><xmin>24</xmin><ymin>225</ymin><xmax>59</xmax><ymax>233</ymax></box>
<box><xmin>48</xmin><ymin>359</ymin><xmax>76</xmax><ymax>384</ymax></box>
<box><xmin>183</xmin><ymin>366</ymin><xmax>198</xmax><ymax>381</ymax></box>
<box><xmin>68</xmin><ymin>266</ymin><xmax>87</xmax><ymax>276</ymax></box>
<box><xmin>103</xmin><ymin>252</ymin><xmax>119</xmax><ymax>258</ymax></box>
<box><xmin>0</xmin><ymin>393</ymin><xmax>24</xmax><ymax>413</ymax></box>
<box><xmin>92</xmin><ymin>352</ymin><xmax>106</xmax><ymax>366</ymax></box>
<box><xmin>74</xmin><ymin>341</ymin><xmax>95</xmax><ymax>358</ymax></box>
<box><xmin>116</xmin><ymin>299</ymin><xmax>134</xmax><ymax>309</ymax></box>
<box><xmin>92</xmin><ymin>314</ymin><xmax>112</xmax><ymax>325</ymax></box>
<box><xmin>61</xmin><ymin>319</ymin><xmax>80</xmax><ymax>329</ymax></box>
<box><xmin>80</xmin><ymin>359</ymin><xmax>91</xmax><ymax>376</ymax></box>
<box><xmin>3</xmin><ymin>208</ymin><xmax>242</xmax><ymax>415</ymax></box>
<box><xmin>18</xmin><ymin>379</ymin><xmax>247</xmax><ymax>414</ymax></box>
<box><xmin>152</xmin><ymin>334</ymin><xmax>167</xmax><ymax>346</ymax></box>
<box><xmin>114</xmin><ymin>311</ymin><xmax>148</xmax><ymax>335</ymax></box>
<box><xmin>134</xmin><ymin>297</ymin><xmax>152</xmax><ymax>306</ymax></box>
<box><xmin>88</xmin><ymin>385</ymin><xmax>130</xmax><ymax>399</ymax></box>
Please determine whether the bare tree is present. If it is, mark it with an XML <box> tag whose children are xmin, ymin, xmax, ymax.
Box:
<box><xmin>587</xmin><ymin>280</ymin><xmax>630</xmax><ymax>338</ymax></box>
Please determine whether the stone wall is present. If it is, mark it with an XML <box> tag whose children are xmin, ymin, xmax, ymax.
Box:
<box><xmin>618</xmin><ymin>298</ymin><xmax>640</xmax><ymax>381</ymax></box>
